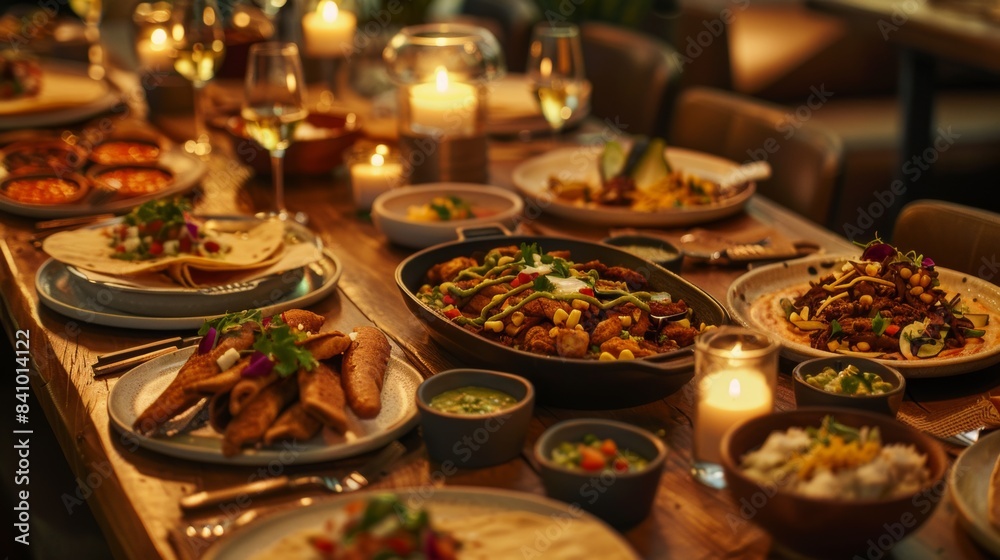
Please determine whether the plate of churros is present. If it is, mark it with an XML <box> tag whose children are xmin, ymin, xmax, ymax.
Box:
<box><xmin>107</xmin><ymin>308</ymin><xmax>423</xmax><ymax>465</ymax></box>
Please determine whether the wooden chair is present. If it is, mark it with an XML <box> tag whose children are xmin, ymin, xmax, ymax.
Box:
<box><xmin>891</xmin><ymin>199</ymin><xmax>1000</xmax><ymax>277</ymax></box>
<box><xmin>668</xmin><ymin>86</ymin><xmax>844</xmax><ymax>227</ymax></box>
<box><xmin>580</xmin><ymin>21</ymin><xmax>684</xmax><ymax>137</ymax></box>
<box><xmin>457</xmin><ymin>0</ymin><xmax>540</xmax><ymax>73</ymax></box>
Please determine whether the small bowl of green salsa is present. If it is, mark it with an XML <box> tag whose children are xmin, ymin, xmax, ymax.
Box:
<box><xmin>417</xmin><ymin>369</ymin><xmax>534</xmax><ymax>469</ymax></box>
<box><xmin>534</xmin><ymin>419</ymin><xmax>667</xmax><ymax>529</ymax></box>
<box><xmin>793</xmin><ymin>357</ymin><xmax>905</xmax><ymax>417</ymax></box>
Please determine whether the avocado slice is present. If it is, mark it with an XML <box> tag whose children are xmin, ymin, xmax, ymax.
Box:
<box><xmin>599</xmin><ymin>141</ymin><xmax>627</xmax><ymax>183</ymax></box>
<box><xmin>630</xmin><ymin>137</ymin><xmax>673</xmax><ymax>191</ymax></box>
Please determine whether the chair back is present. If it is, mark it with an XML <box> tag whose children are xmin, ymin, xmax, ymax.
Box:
<box><xmin>459</xmin><ymin>0</ymin><xmax>540</xmax><ymax>73</ymax></box>
<box><xmin>580</xmin><ymin>21</ymin><xmax>684</xmax><ymax>137</ymax></box>
<box><xmin>669</xmin><ymin>86</ymin><xmax>843</xmax><ymax>227</ymax></box>
<box><xmin>891</xmin><ymin>200</ymin><xmax>1000</xmax><ymax>278</ymax></box>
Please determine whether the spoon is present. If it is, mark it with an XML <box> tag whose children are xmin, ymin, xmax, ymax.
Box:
<box><xmin>718</xmin><ymin>161</ymin><xmax>771</xmax><ymax>192</ymax></box>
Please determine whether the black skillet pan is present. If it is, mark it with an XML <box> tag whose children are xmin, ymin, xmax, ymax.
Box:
<box><xmin>394</xmin><ymin>228</ymin><xmax>731</xmax><ymax>409</ymax></box>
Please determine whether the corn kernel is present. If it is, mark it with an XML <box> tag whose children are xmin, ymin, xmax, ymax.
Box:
<box><xmin>827</xmin><ymin>340</ymin><xmax>840</xmax><ymax>352</ymax></box>
<box><xmin>439</xmin><ymin>282</ymin><xmax>454</xmax><ymax>293</ymax></box>
<box><xmin>801</xmin><ymin>306</ymin><xmax>810</xmax><ymax>321</ymax></box>
<box><xmin>919</xmin><ymin>292</ymin><xmax>935</xmax><ymax>304</ymax></box>
<box><xmin>497</xmin><ymin>256</ymin><xmax>515</xmax><ymax>266</ymax></box>
<box><xmin>909</xmin><ymin>274</ymin><xmax>921</xmax><ymax>287</ymax></box>
<box><xmin>859</xmin><ymin>294</ymin><xmax>873</xmax><ymax>306</ymax></box>
<box><xmin>552</xmin><ymin>308</ymin><xmax>569</xmax><ymax>325</ymax></box>
<box><xmin>856</xmin><ymin>341</ymin><xmax>871</xmax><ymax>352</ymax></box>
<box><xmin>575</xmin><ymin>323</ymin><xmax>584</xmax><ymax>330</ymax></box>
<box><xmin>910</xmin><ymin>286</ymin><xmax>923</xmax><ymax>296</ymax></box>
<box><xmin>572</xmin><ymin>299</ymin><xmax>590</xmax><ymax>310</ymax></box>
<box><xmin>505</xmin><ymin>324</ymin><xmax>521</xmax><ymax>336</ymax></box>
<box><xmin>789</xmin><ymin>311</ymin><xmax>801</xmax><ymax>322</ymax></box>
<box><xmin>619</xmin><ymin>315</ymin><xmax>632</xmax><ymax>327</ymax></box>
<box><xmin>920</xmin><ymin>274</ymin><xmax>931</xmax><ymax>287</ymax></box>
<box><xmin>566</xmin><ymin>309</ymin><xmax>582</xmax><ymax>329</ymax></box>
<box><xmin>865</xmin><ymin>263</ymin><xmax>881</xmax><ymax>277</ymax></box>
<box><xmin>599</xmin><ymin>352</ymin><xmax>616</xmax><ymax>361</ymax></box>
<box><xmin>618</xmin><ymin>349</ymin><xmax>635</xmax><ymax>360</ymax></box>
<box><xmin>484</xmin><ymin>320</ymin><xmax>504</xmax><ymax>332</ymax></box>
<box><xmin>510</xmin><ymin>311</ymin><xmax>524</xmax><ymax>326</ymax></box>
<box><xmin>899</xmin><ymin>267</ymin><xmax>912</xmax><ymax>280</ymax></box>
<box><xmin>549</xmin><ymin>327</ymin><xmax>560</xmax><ymax>338</ymax></box>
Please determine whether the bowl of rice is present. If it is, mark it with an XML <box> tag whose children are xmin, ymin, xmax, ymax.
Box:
<box><xmin>720</xmin><ymin>408</ymin><xmax>947</xmax><ymax>557</ymax></box>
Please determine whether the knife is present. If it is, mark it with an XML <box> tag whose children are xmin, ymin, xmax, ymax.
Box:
<box><xmin>179</xmin><ymin>440</ymin><xmax>406</xmax><ymax>511</ymax></box>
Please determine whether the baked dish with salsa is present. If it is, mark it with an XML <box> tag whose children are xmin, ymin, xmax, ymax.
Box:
<box><xmin>0</xmin><ymin>172</ymin><xmax>89</xmax><ymax>205</ymax></box>
<box><xmin>416</xmin><ymin>243</ymin><xmax>715</xmax><ymax>360</ymax></box>
<box><xmin>752</xmin><ymin>240</ymin><xmax>992</xmax><ymax>361</ymax></box>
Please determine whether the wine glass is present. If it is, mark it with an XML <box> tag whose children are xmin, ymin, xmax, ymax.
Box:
<box><xmin>242</xmin><ymin>42</ymin><xmax>308</xmax><ymax>223</ymax></box>
<box><xmin>526</xmin><ymin>22</ymin><xmax>591</xmax><ymax>144</ymax></box>
<box><xmin>68</xmin><ymin>0</ymin><xmax>105</xmax><ymax>80</ymax></box>
<box><xmin>170</xmin><ymin>0</ymin><xmax>226</xmax><ymax>157</ymax></box>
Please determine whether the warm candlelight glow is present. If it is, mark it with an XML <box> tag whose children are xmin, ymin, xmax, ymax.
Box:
<box><xmin>728</xmin><ymin>378</ymin><xmax>741</xmax><ymax>398</ymax></box>
<box><xmin>694</xmin><ymin>368</ymin><xmax>773</xmax><ymax>464</ymax></box>
<box><xmin>320</xmin><ymin>0</ymin><xmax>338</xmax><ymax>21</ymax></box>
<box><xmin>137</xmin><ymin>25</ymin><xmax>174</xmax><ymax>69</ymax></box>
<box><xmin>150</xmin><ymin>27</ymin><xmax>167</xmax><ymax>48</ymax></box>
<box><xmin>409</xmin><ymin>67</ymin><xmax>478</xmax><ymax>136</ymax></box>
<box><xmin>435</xmin><ymin>66</ymin><xmax>449</xmax><ymax>91</ymax></box>
<box><xmin>370</xmin><ymin>153</ymin><xmax>385</xmax><ymax>166</ymax></box>
<box><xmin>301</xmin><ymin>0</ymin><xmax>357</xmax><ymax>58</ymax></box>
<box><xmin>351</xmin><ymin>146</ymin><xmax>403</xmax><ymax>210</ymax></box>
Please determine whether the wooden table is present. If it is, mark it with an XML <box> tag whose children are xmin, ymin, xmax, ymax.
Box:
<box><xmin>1</xmin><ymin>107</ymin><xmax>996</xmax><ymax>560</ymax></box>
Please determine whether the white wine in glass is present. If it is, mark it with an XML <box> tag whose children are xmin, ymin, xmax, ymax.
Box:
<box><xmin>171</xmin><ymin>0</ymin><xmax>226</xmax><ymax>156</ymax></box>
<box><xmin>527</xmin><ymin>22</ymin><xmax>590</xmax><ymax>137</ymax></box>
<box><xmin>242</xmin><ymin>42</ymin><xmax>308</xmax><ymax>222</ymax></box>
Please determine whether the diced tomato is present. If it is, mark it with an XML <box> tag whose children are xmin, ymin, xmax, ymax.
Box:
<box><xmin>885</xmin><ymin>324</ymin><xmax>900</xmax><ymax>336</ymax></box>
<box><xmin>117</xmin><ymin>224</ymin><xmax>128</xmax><ymax>237</ymax></box>
<box><xmin>517</xmin><ymin>272</ymin><xmax>533</xmax><ymax>284</ymax></box>
<box><xmin>613</xmin><ymin>458</ymin><xmax>629</xmax><ymax>472</ymax></box>
<box><xmin>145</xmin><ymin>219</ymin><xmax>163</xmax><ymax>235</ymax></box>
<box><xmin>204</xmin><ymin>240</ymin><xmax>220</xmax><ymax>253</ymax></box>
<box><xmin>309</xmin><ymin>535</ymin><xmax>336</xmax><ymax>554</ymax></box>
<box><xmin>384</xmin><ymin>536</ymin><xmax>414</xmax><ymax>556</ymax></box>
<box><xmin>179</xmin><ymin>236</ymin><xmax>192</xmax><ymax>253</ymax></box>
<box><xmin>444</xmin><ymin>308</ymin><xmax>461</xmax><ymax>319</ymax></box>
<box><xmin>600</xmin><ymin>438</ymin><xmax>618</xmax><ymax>457</ymax></box>
<box><xmin>148</xmin><ymin>241</ymin><xmax>163</xmax><ymax>255</ymax></box>
<box><xmin>442</xmin><ymin>294</ymin><xmax>455</xmax><ymax>305</ymax></box>
<box><xmin>579</xmin><ymin>446</ymin><xmax>606</xmax><ymax>471</ymax></box>
<box><xmin>579</xmin><ymin>287</ymin><xmax>595</xmax><ymax>297</ymax></box>
<box><xmin>115</xmin><ymin>244</ymin><xmax>125</xmax><ymax>253</ymax></box>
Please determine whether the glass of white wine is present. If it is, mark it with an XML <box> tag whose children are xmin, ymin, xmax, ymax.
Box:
<box><xmin>171</xmin><ymin>0</ymin><xmax>226</xmax><ymax>157</ymax></box>
<box><xmin>68</xmin><ymin>0</ymin><xmax>104</xmax><ymax>80</ymax></box>
<box><xmin>242</xmin><ymin>42</ymin><xmax>308</xmax><ymax>222</ymax></box>
<box><xmin>526</xmin><ymin>22</ymin><xmax>590</xmax><ymax>144</ymax></box>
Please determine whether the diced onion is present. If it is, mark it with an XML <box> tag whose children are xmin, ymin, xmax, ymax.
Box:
<box><xmin>241</xmin><ymin>351</ymin><xmax>274</xmax><ymax>378</ymax></box>
<box><xmin>198</xmin><ymin>327</ymin><xmax>217</xmax><ymax>354</ymax></box>
<box><xmin>215</xmin><ymin>347</ymin><xmax>240</xmax><ymax>371</ymax></box>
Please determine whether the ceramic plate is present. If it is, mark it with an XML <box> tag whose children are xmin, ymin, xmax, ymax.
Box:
<box><xmin>203</xmin><ymin>487</ymin><xmax>639</xmax><ymax>559</ymax></box>
<box><xmin>371</xmin><ymin>183</ymin><xmax>524</xmax><ymax>249</ymax></box>
<box><xmin>107</xmin><ymin>346</ymin><xmax>422</xmax><ymax>465</ymax></box>
<box><xmin>727</xmin><ymin>254</ymin><xmax>1000</xmax><ymax>377</ymax></box>
<box><xmin>35</xmin><ymin>249</ymin><xmax>342</xmax><ymax>330</ymax></box>
<box><xmin>0</xmin><ymin>144</ymin><xmax>207</xmax><ymax>218</ymax></box>
<box><xmin>60</xmin><ymin>216</ymin><xmax>320</xmax><ymax>317</ymax></box>
<box><xmin>511</xmin><ymin>146</ymin><xmax>755</xmax><ymax>227</ymax></box>
<box><xmin>0</xmin><ymin>62</ymin><xmax>121</xmax><ymax>130</ymax></box>
<box><xmin>950</xmin><ymin>430</ymin><xmax>1000</xmax><ymax>556</ymax></box>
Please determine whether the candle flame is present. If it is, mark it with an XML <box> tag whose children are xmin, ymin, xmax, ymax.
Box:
<box><xmin>150</xmin><ymin>27</ymin><xmax>168</xmax><ymax>49</ymax></box>
<box><xmin>375</xmin><ymin>144</ymin><xmax>389</xmax><ymax>155</ymax></box>
<box><xmin>370</xmin><ymin>153</ymin><xmax>385</xmax><ymax>167</ymax></box>
<box><xmin>434</xmin><ymin>66</ymin><xmax>449</xmax><ymax>92</ymax></box>
<box><xmin>319</xmin><ymin>0</ymin><xmax>339</xmax><ymax>22</ymax></box>
<box><xmin>728</xmin><ymin>378</ymin><xmax>742</xmax><ymax>398</ymax></box>
<box><xmin>731</xmin><ymin>342</ymin><xmax>743</xmax><ymax>356</ymax></box>
<box><xmin>540</xmin><ymin>57</ymin><xmax>552</xmax><ymax>78</ymax></box>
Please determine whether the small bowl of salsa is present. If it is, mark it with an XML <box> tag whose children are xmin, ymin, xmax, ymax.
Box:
<box><xmin>534</xmin><ymin>418</ymin><xmax>668</xmax><ymax>529</ymax></box>
<box><xmin>792</xmin><ymin>356</ymin><xmax>905</xmax><ymax>416</ymax></box>
<box><xmin>89</xmin><ymin>164</ymin><xmax>174</xmax><ymax>199</ymax></box>
<box><xmin>88</xmin><ymin>139</ymin><xmax>162</xmax><ymax>166</ymax></box>
<box><xmin>0</xmin><ymin>172</ymin><xmax>90</xmax><ymax>206</ymax></box>
<box><xmin>601</xmin><ymin>234</ymin><xmax>683</xmax><ymax>274</ymax></box>
<box><xmin>416</xmin><ymin>369</ymin><xmax>535</xmax><ymax>469</ymax></box>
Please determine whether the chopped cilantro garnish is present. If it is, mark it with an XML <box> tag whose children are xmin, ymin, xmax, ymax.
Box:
<box><xmin>872</xmin><ymin>314</ymin><xmax>889</xmax><ymax>336</ymax></box>
<box><xmin>199</xmin><ymin>309</ymin><xmax>262</xmax><ymax>336</ymax></box>
<box><xmin>532</xmin><ymin>275</ymin><xmax>555</xmax><ymax>293</ymax></box>
<box><xmin>253</xmin><ymin>317</ymin><xmax>317</xmax><ymax>377</ymax></box>
<box><xmin>830</xmin><ymin>319</ymin><xmax>843</xmax><ymax>339</ymax></box>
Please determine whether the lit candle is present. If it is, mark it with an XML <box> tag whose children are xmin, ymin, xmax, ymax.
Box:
<box><xmin>301</xmin><ymin>0</ymin><xmax>357</xmax><ymax>58</ymax></box>
<box><xmin>409</xmin><ymin>67</ymin><xmax>478</xmax><ymax>137</ymax></box>
<box><xmin>694</xmin><ymin>367</ymin><xmax>773</xmax><ymax>464</ymax></box>
<box><xmin>351</xmin><ymin>146</ymin><xmax>403</xmax><ymax>210</ymax></box>
<box><xmin>136</xmin><ymin>26</ymin><xmax>174</xmax><ymax>71</ymax></box>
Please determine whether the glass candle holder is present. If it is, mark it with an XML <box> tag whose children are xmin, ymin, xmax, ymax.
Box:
<box><xmin>347</xmin><ymin>142</ymin><xmax>403</xmax><ymax>211</ymax></box>
<box><xmin>133</xmin><ymin>1</ymin><xmax>175</xmax><ymax>72</ymax></box>
<box><xmin>383</xmin><ymin>23</ymin><xmax>504</xmax><ymax>184</ymax></box>
<box><xmin>692</xmin><ymin>326</ymin><xmax>779</xmax><ymax>489</ymax></box>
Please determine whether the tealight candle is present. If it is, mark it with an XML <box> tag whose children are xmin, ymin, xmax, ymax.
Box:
<box><xmin>136</xmin><ymin>25</ymin><xmax>174</xmax><ymax>70</ymax></box>
<box><xmin>302</xmin><ymin>0</ymin><xmax>357</xmax><ymax>58</ymax></box>
<box><xmin>691</xmin><ymin>327</ymin><xmax>779</xmax><ymax>489</ymax></box>
<box><xmin>409</xmin><ymin>67</ymin><xmax>478</xmax><ymax>137</ymax></box>
<box><xmin>350</xmin><ymin>145</ymin><xmax>403</xmax><ymax>210</ymax></box>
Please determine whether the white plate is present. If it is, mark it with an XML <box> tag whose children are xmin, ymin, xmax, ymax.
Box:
<box><xmin>35</xmin><ymin>249</ymin><xmax>342</xmax><ymax>330</ymax></box>
<box><xmin>61</xmin><ymin>216</ymin><xmax>320</xmax><ymax>317</ymax></box>
<box><xmin>0</xmin><ymin>62</ymin><xmax>121</xmax><ymax>130</ymax></box>
<box><xmin>203</xmin><ymin>487</ymin><xmax>640</xmax><ymax>559</ymax></box>
<box><xmin>511</xmin><ymin>146</ymin><xmax>755</xmax><ymax>227</ymax></box>
<box><xmin>950</xmin><ymin>430</ymin><xmax>1000</xmax><ymax>556</ymax></box>
<box><xmin>371</xmin><ymin>183</ymin><xmax>524</xmax><ymax>249</ymax></box>
<box><xmin>107</xmin><ymin>346</ymin><xmax>422</xmax><ymax>465</ymax></box>
<box><xmin>0</xmin><ymin>144</ymin><xmax>207</xmax><ymax>218</ymax></box>
<box><xmin>727</xmin><ymin>254</ymin><xmax>1000</xmax><ymax>377</ymax></box>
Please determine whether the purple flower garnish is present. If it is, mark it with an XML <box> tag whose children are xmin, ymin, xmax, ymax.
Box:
<box><xmin>185</xmin><ymin>222</ymin><xmax>199</xmax><ymax>238</ymax></box>
<box><xmin>862</xmin><ymin>242</ymin><xmax>895</xmax><ymax>262</ymax></box>
<box><xmin>241</xmin><ymin>351</ymin><xmax>274</xmax><ymax>378</ymax></box>
<box><xmin>922</xmin><ymin>257</ymin><xmax>935</xmax><ymax>268</ymax></box>
<box><xmin>197</xmin><ymin>327</ymin><xmax>217</xmax><ymax>354</ymax></box>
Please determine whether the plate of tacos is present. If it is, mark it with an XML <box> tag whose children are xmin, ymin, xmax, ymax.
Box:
<box><xmin>107</xmin><ymin>309</ymin><xmax>423</xmax><ymax>465</ymax></box>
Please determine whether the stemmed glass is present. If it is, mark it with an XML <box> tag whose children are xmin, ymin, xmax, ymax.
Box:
<box><xmin>170</xmin><ymin>0</ymin><xmax>226</xmax><ymax>157</ymax></box>
<box><xmin>68</xmin><ymin>0</ymin><xmax>105</xmax><ymax>80</ymax></box>
<box><xmin>526</xmin><ymin>22</ymin><xmax>591</xmax><ymax>145</ymax></box>
<box><xmin>242</xmin><ymin>42</ymin><xmax>308</xmax><ymax>223</ymax></box>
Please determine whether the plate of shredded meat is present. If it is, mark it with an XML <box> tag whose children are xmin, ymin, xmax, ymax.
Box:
<box><xmin>728</xmin><ymin>244</ymin><xmax>1000</xmax><ymax>377</ymax></box>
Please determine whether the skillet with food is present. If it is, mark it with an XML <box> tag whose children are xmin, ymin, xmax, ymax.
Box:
<box><xmin>395</xmin><ymin>232</ymin><xmax>730</xmax><ymax>408</ymax></box>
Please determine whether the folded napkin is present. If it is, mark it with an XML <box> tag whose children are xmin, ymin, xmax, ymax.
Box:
<box><xmin>609</xmin><ymin>225</ymin><xmax>820</xmax><ymax>265</ymax></box>
<box><xmin>0</xmin><ymin>63</ymin><xmax>111</xmax><ymax>115</ymax></box>
<box><xmin>897</xmin><ymin>393</ymin><xmax>1000</xmax><ymax>438</ymax></box>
